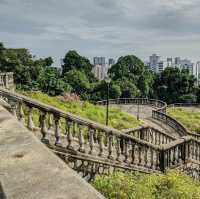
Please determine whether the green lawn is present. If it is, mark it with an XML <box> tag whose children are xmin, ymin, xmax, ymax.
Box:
<box><xmin>19</xmin><ymin>91</ymin><xmax>142</xmax><ymax>130</ymax></box>
<box><xmin>92</xmin><ymin>171</ymin><xmax>200</xmax><ymax>199</ymax></box>
<box><xmin>167</xmin><ymin>107</ymin><xmax>200</xmax><ymax>133</ymax></box>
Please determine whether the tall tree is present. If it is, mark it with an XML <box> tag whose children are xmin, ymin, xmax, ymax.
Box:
<box><xmin>154</xmin><ymin>67</ymin><xmax>196</xmax><ymax>103</ymax></box>
<box><xmin>109</xmin><ymin>55</ymin><xmax>154</xmax><ymax>98</ymax></box>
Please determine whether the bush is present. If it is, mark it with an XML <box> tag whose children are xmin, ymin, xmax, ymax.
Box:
<box><xmin>92</xmin><ymin>171</ymin><xmax>200</xmax><ymax>199</ymax></box>
<box><xmin>178</xmin><ymin>94</ymin><xmax>197</xmax><ymax>103</ymax></box>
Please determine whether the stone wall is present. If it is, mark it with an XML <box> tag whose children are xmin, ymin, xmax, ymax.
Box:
<box><xmin>0</xmin><ymin>103</ymin><xmax>104</xmax><ymax>199</ymax></box>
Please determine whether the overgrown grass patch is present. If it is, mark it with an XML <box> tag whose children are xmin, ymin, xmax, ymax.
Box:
<box><xmin>92</xmin><ymin>170</ymin><xmax>200</xmax><ymax>199</ymax></box>
<box><xmin>167</xmin><ymin>107</ymin><xmax>200</xmax><ymax>133</ymax></box>
<box><xmin>18</xmin><ymin>90</ymin><xmax>142</xmax><ymax>130</ymax></box>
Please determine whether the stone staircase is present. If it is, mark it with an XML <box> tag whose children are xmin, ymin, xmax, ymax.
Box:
<box><xmin>1</xmin><ymin>89</ymin><xmax>200</xmax><ymax>182</ymax></box>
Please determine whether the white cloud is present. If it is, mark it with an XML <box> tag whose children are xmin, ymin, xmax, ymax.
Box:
<box><xmin>0</xmin><ymin>0</ymin><xmax>200</xmax><ymax>64</ymax></box>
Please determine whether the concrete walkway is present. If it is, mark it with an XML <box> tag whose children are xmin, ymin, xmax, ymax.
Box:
<box><xmin>0</xmin><ymin>105</ymin><xmax>104</xmax><ymax>199</ymax></box>
<box><xmin>112</xmin><ymin>104</ymin><xmax>180</xmax><ymax>138</ymax></box>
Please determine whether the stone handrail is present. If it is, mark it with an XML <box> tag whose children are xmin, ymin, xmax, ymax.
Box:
<box><xmin>0</xmin><ymin>72</ymin><xmax>14</xmax><ymax>90</ymax></box>
<box><xmin>152</xmin><ymin>110</ymin><xmax>188</xmax><ymax>137</ymax></box>
<box><xmin>159</xmin><ymin>136</ymin><xmax>200</xmax><ymax>172</ymax></box>
<box><xmin>2</xmin><ymin>88</ymin><xmax>200</xmax><ymax>177</ymax></box>
<box><xmin>97</xmin><ymin>98</ymin><xmax>192</xmax><ymax>138</ymax></box>
<box><xmin>97</xmin><ymin>98</ymin><xmax>167</xmax><ymax>113</ymax></box>
<box><xmin>0</xmin><ymin>88</ymin><xmax>162</xmax><ymax>173</ymax></box>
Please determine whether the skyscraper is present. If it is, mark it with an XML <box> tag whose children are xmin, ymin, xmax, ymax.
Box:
<box><xmin>108</xmin><ymin>58</ymin><xmax>115</xmax><ymax>66</ymax></box>
<box><xmin>93</xmin><ymin>57</ymin><xmax>106</xmax><ymax>66</ymax></box>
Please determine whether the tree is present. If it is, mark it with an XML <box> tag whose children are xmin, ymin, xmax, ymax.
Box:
<box><xmin>62</xmin><ymin>50</ymin><xmax>93</xmax><ymax>77</ymax></box>
<box><xmin>63</xmin><ymin>69</ymin><xmax>91</xmax><ymax>99</ymax></box>
<box><xmin>154</xmin><ymin>67</ymin><xmax>196</xmax><ymax>103</ymax></box>
<box><xmin>38</xmin><ymin>67</ymin><xmax>70</xmax><ymax>96</ymax></box>
<box><xmin>90</xmin><ymin>81</ymin><xmax>121</xmax><ymax>101</ymax></box>
<box><xmin>109</xmin><ymin>55</ymin><xmax>154</xmax><ymax>98</ymax></box>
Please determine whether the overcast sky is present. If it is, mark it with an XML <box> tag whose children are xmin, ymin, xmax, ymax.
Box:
<box><xmin>0</xmin><ymin>0</ymin><xmax>200</xmax><ymax>65</ymax></box>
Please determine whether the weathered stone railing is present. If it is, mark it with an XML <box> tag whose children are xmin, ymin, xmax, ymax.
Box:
<box><xmin>152</xmin><ymin>110</ymin><xmax>188</xmax><ymax>137</ymax></box>
<box><xmin>159</xmin><ymin>136</ymin><xmax>200</xmax><ymax>173</ymax></box>
<box><xmin>97</xmin><ymin>98</ymin><xmax>192</xmax><ymax>138</ymax></box>
<box><xmin>0</xmin><ymin>88</ymin><xmax>162</xmax><ymax>176</ymax></box>
<box><xmin>0</xmin><ymin>72</ymin><xmax>14</xmax><ymax>90</ymax></box>
<box><xmin>123</xmin><ymin>126</ymin><xmax>176</xmax><ymax>145</ymax></box>
<box><xmin>2</xmin><ymin>89</ymin><xmax>200</xmax><ymax>179</ymax></box>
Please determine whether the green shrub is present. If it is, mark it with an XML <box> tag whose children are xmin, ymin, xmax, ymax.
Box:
<box><xmin>18</xmin><ymin>90</ymin><xmax>142</xmax><ymax>130</ymax></box>
<box><xmin>92</xmin><ymin>171</ymin><xmax>200</xmax><ymax>199</ymax></box>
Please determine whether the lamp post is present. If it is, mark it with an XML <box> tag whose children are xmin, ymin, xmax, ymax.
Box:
<box><xmin>105</xmin><ymin>76</ymin><xmax>111</xmax><ymax>126</ymax></box>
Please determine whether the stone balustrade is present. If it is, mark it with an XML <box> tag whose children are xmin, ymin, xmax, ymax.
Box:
<box><xmin>97</xmin><ymin>98</ymin><xmax>167</xmax><ymax>113</ymax></box>
<box><xmin>2</xmin><ymin>88</ymin><xmax>200</xmax><ymax>179</ymax></box>
<box><xmin>0</xmin><ymin>72</ymin><xmax>14</xmax><ymax>90</ymax></box>
<box><xmin>0</xmin><ymin>88</ymin><xmax>162</xmax><ymax>177</ymax></box>
<box><xmin>123</xmin><ymin>126</ymin><xmax>176</xmax><ymax>145</ymax></box>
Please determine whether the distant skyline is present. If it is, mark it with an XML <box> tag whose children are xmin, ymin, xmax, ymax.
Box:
<box><xmin>1</xmin><ymin>0</ymin><xmax>200</xmax><ymax>66</ymax></box>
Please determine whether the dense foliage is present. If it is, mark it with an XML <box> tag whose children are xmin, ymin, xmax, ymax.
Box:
<box><xmin>92</xmin><ymin>171</ymin><xmax>200</xmax><ymax>199</ymax></box>
<box><xmin>108</xmin><ymin>55</ymin><xmax>154</xmax><ymax>98</ymax></box>
<box><xmin>168</xmin><ymin>107</ymin><xmax>200</xmax><ymax>133</ymax></box>
<box><xmin>154</xmin><ymin>67</ymin><xmax>196</xmax><ymax>103</ymax></box>
<box><xmin>19</xmin><ymin>90</ymin><xmax>142</xmax><ymax>130</ymax></box>
<box><xmin>1</xmin><ymin>42</ymin><xmax>199</xmax><ymax>104</ymax></box>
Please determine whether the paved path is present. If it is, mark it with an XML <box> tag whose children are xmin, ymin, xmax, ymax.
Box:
<box><xmin>112</xmin><ymin>104</ymin><xmax>180</xmax><ymax>138</ymax></box>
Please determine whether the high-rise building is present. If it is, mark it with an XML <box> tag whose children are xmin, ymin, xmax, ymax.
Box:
<box><xmin>167</xmin><ymin>58</ymin><xmax>173</xmax><ymax>67</ymax></box>
<box><xmin>148</xmin><ymin>54</ymin><xmax>165</xmax><ymax>73</ymax></box>
<box><xmin>108</xmin><ymin>58</ymin><xmax>115</xmax><ymax>66</ymax></box>
<box><xmin>92</xmin><ymin>64</ymin><xmax>106</xmax><ymax>80</ymax></box>
<box><xmin>180</xmin><ymin>59</ymin><xmax>194</xmax><ymax>74</ymax></box>
<box><xmin>93</xmin><ymin>57</ymin><xmax>107</xmax><ymax>80</ymax></box>
<box><xmin>93</xmin><ymin>57</ymin><xmax>106</xmax><ymax>66</ymax></box>
<box><xmin>196</xmin><ymin>62</ymin><xmax>200</xmax><ymax>85</ymax></box>
<box><xmin>175</xmin><ymin>57</ymin><xmax>181</xmax><ymax>65</ymax></box>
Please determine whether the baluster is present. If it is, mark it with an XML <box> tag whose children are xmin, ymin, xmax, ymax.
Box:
<box><xmin>131</xmin><ymin>142</ymin><xmax>135</xmax><ymax>164</ymax></box>
<box><xmin>98</xmin><ymin>132</ymin><xmax>104</xmax><ymax>157</ymax></box>
<box><xmin>19</xmin><ymin>103</ymin><xmax>25</xmax><ymax>124</ymax></box>
<box><xmin>78</xmin><ymin>124</ymin><xmax>85</xmax><ymax>153</ymax></box>
<box><xmin>66</xmin><ymin>120</ymin><xmax>74</xmax><ymax>150</ymax></box>
<box><xmin>27</xmin><ymin>106</ymin><xmax>35</xmax><ymax>131</ymax></box>
<box><xmin>144</xmin><ymin>146</ymin><xmax>148</xmax><ymax>167</ymax></box>
<box><xmin>108</xmin><ymin>133</ymin><xmax>113</xmax><ymax>159</ymax></box>
<box><xmin>173</xmin><ymin>147</ymin><xmax>176</xmax><ymax>165</ymax></box>
<box><xmin>124</xmin><ymin>139</ymin><xmax>129</xmax><ymax>163</ymax></box>
<box><xmin>156</xmin><ymin>150</ymin><xmax>160</xmax><ymax>170</ymax></box>
<box><xmin>54</xmin><ymin>115</ymin><xmax>62</xmax><ymax>146</ymax></box>
<box><xmin>89</xmin><ymin>128</ymin><xmax>95</xmax><ymax>155</ymax></box>
<box><xmin>10</xmin><ymin>103</ymin><xmax>17</xmax><ymax>118</ymax></box>
<box><xmin>195</xmin><ymin>142</ymin><xmax>198</xmax><ymax>160</ymax></box>
<box><xmin>40</xmin><ymin>111</ymin><xmax>49</xmax><ymax>144</ymax></box>
<box><xmin>138</xmin><ymin>145</ymin><xmax>142</xmax><ymax>166</ymax></box>
<box><xmin>155</xmin><ymin>133</ymin><xmax>157</xmax><ymax>145</ymax></box>
<box><xmin>48</xmin><ymin>114</ymin><xmax>53</xmax><ymax>131</ymax></box>
<box><xmin>150</xmin><ymin>148</ymin><xmax>154</xmax><ymax>169</ymax></box>
<box><xmin>158</xmin><ymin>133</ymin><xmax>161</xmax><ymax>145</ymax></box>
<box><xmin>116</xmin><ymin>136</ymin><xmax>121</xmax><ymax>161</ymax></box>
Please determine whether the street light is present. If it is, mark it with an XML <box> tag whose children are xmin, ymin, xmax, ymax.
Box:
<box><xmin>105</xmin><ymin>76</ymin><xmax>111</xmax><ymax>126</ymax></box>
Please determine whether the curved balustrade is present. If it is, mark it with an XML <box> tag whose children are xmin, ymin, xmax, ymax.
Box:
<box><xmin>97</xmin><ymin>98</ymin><xmax>167</xmax><ymax>113</ymax></box>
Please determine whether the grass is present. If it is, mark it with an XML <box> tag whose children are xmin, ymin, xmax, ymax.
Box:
<box><xmin>92</xmin><ymin>170</ymin><xmax>200</xmax><ymax>199</ymax></box>
<box><xmin>18</xmin><ymin>90</ymin><xmax>142</xmax><ymax>130</ymax></box>
<box><xmin>167</xmin><ymin>107</ymin><xmax>200</xmax><ymax>133</ymax></box>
